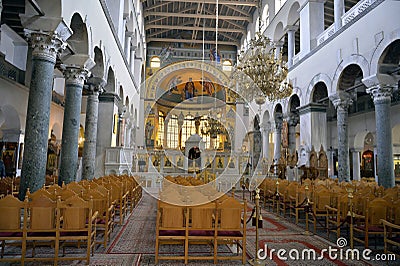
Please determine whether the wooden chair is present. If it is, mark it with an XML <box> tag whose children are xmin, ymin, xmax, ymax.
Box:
<box><xmin>185</xmin><ymin>201</ymin><xmax>216</xmax><ymax>264</ymax></box>
<box><xmin>308</xmin><ymin>186</ymin><xmax>330</xmax><ymax>233</ymax></box>
<box><xmin>326</xmin><ymin>193</ymin><xmax>349</xmax><ymax>239</ymax></box>
<box><xmin>24</xmin><ymin>195</ymin><xmax>58</xmax><ymax>263</ymax></box>
<box><xmin>380</xmin><ymin>219</ymin><xmax>400</xmax><ymax>257</ymax></box>
<box><xmin>214</xmin><ymin>197</ymin><xmax>246</xmax><ymax>264</ymax></box>
<box><xmin>104</xmin><ymin>181</ymin><xmax>127</xmax><ymax>225</ymax></box>
<box><xmin>56</xmin><ymin>195</ymin><xmax>98</xmax><ymax>265</ymax></box>
<box><xmin>353</xmin><ymin>197</ymin><xmax>388</xmax><ymax>249</ymax></box>
<box><xmin>155</xmin><ymin>201</ymin><xmax>187</xmax><ymax>264</ymax></box>
<box><xmin>0</xmin><ymin>195</ymin><xmax>27</xmax><ymax>264</ymax></box>
<box><xmin>27</xmin><ymin>187</ymin><xmax>57</xmax><ymax>201</ymax></box>
<box><xmin>82</xmin><ymin>188</ymin><xmax>113</xmax><ymax>248</ymax></box>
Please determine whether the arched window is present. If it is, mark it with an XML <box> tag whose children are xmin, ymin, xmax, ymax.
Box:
<box><xmin>262</xmin><ymin>5</ymin><xmax>270</xmax><ymax>31</ymax></box>
<box><xmin>181</xmin><ymin>115</ymin><xmax>195</xmax><ymax>147</ymax></box>
<box><xmin>222</xmin><ymin>60</ymin><xmax>232</xmax><ymax>72</ymax></box>
<box><xmin>167</xmin><ymin>115</ymin><xmax>178</xmax><ymax>148</ymax></box>
<box><xmin>158</xmin><ymin>111</ymin><xmax>164</xmax><ymax>147</ymax></box>
<box><xmin>150</xmin><ymin>56</ymin><xmax>161</xmax><ymax>68</ymax></box>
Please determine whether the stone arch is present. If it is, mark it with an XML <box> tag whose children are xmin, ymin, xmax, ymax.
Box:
<box><xmin>310</xmin><ymin>82</ymin><xmax>329</xmax><ymax>103</ymax></box>
<box><xmin>376</xmin><ymin>39</ymin><xmax>400</xmax><ymax>76</ymax></box>
<box><xmin>105</xmin><ymin>67</ymin><xmax>116</xmax><ymax>93</ymax></box>
<box><xmin>68</xmin><ymin>13</ymin><xmax>90</xmax><ymax>55</ymax></box>
<box><xmin>306</xmin><ymin>73</ymin><xmax>331</xmax><ymax>104</ymax></box>
<box><xmin>125</xmin><ymin>97</ymin><xmax>130</xmax><ymax>109</ymax></box>
<box><xmin>0</xmin><ymin>105</ymin><xmax>21</xmax><ymax>142</ymax></box>
<box><xmin>336</xmin><ymin>64</ymin><xmax>364</xmax><ymax>93</ymax></box>
<box><xmin>286</xmin><ymin>2</ymin><xmax>300</xmax><ymax>26</ymax></box>
<box><xmin>119</xmin><ymin>86</ymin><xmax>124</xmax><ymax>103</ymax></box>
<box><xmin>92</xmin><ymin>46</ymin><xmax>105</xmax><ymax>79</ymax></box>
<box><xmin>370</xmin><ymin>29</ymin><xmax>400</xmax><ymax>74</ymax></box>
<box><xmin>273</xmin><ymin>103</ymin><xmax>283</xmax><ymax>119</ymax></box>
<box><xmin>262</xmin><ymin>110</ymin><xmax>270</xmax><ymax>125</ymax></box>
<box><xmin>273</xmin><ymin>22</ymin><xmax>284</xmax><ymax>42</ymax></box>
<box><xmin>354</xmin><ymin>131</ymin><xmax>373</xmax><ymax>150</ymax></box>
<box><xmin>288</xmin><ymin>94</ymin><xmax>300</xmax><ymax>114</ymax></box>
<box><xmin>331</xmin><ymin>55</ymin><xmax>369</xmax><ymax>95</ymax></box>
<box><xmin>253</xmin><ymin>115</ymin><xmax>260</xmax><ymax>131</ymax></box>
<box><xmin>51</xmin><ymin>123</ymin><xmax>62</xmax><ymax>140</ymax></box>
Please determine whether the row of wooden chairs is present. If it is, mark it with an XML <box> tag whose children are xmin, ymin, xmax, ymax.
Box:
<box><xmin>0</xmin><ymin>175</ymin><xmax>142</xmax><ymax>265</ymax></box>
<box><xmin>258</xmin><ymin>178</ymin><xmax>400</xmax><ymax>252</ymax></box>
<box><xmin>0</xmin><ymin>194</ymin><xmax>97</xmax><ymax>265</ymax></box>
<box><xmin>155</xmin><ymin>196</ymin><xmax>247</xmax><ymax>265</ymax></box>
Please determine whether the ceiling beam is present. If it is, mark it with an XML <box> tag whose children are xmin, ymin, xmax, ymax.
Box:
<box><xmin>144</xmin><ymin>2</ymin><xmax>171</xmax><ymax>12</ymax></box>
<box><xmin>147</xmin><ymin>37</ymin><xmax>238</xmax><ymax>46</ymax></box>
<box><xmin>151</xmin><ymin>0</ymin><xmax>258</xmax><ymax>6</ymax></box>
<box><xmin>145</xmin><ymin>24</ymin><xmax>246</xmax><ymax>33</ymax></box>
<box><xmin>144</xmin><ymin>11</ymin><xmax>251</xmax><ymax>21</ymax></box>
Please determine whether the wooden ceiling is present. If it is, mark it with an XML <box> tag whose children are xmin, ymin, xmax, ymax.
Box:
<box><xmin>142</xmin><ymin>0</ymin><xmax>258</xmax><ymax>47</ymax></box>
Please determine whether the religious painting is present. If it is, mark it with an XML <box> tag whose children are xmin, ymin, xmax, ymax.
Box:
<box><xmin>138</xmin><ymin>154</ymin><xmax>148</xmax><ymax>172</ymax></box>
<box><xmin>176</xmin><ymin>156</ymin><xmax>184</xmax><ymax>167</ymax></box>
<box><xmin>164</xmin><ymin>156</ymin><xmax>172</xmax><ymax>168</ymax></box>
<box><xmin>145</xmin><ymin>119</ymin><xmax>155</xmax><ymax>147</ymax></box>
<box><xmin>216</xmin><ymin>156</ymin><xmax>224</xmax><ymax>168</ymax></box>
<box><xmin>281</xmin><ymin>120</ymin><xmax>289</xmax><ymax>148</ymax></box>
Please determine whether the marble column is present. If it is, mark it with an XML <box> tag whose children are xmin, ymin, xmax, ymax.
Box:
<box><xmin>274</xmin><ymin>41</ymin><xmax>284</xmax><ymax>59</ymax></box>
<box><xmin>363</xmin><ymin>74</ymin><xmax>396</xmax><ymax>188</ymax></box>
<box><xmin>124</xmin><ymin>31</ymin><xmax>133</xmax><ymax>63</ymax></box>
<box><xmin>273</xmin><ymin>116</ymin><xmax>283</xmax><ymax>164</ymax></box>
<box><xmin>261</xmin><ymin>123</ymin><xmax>270</xmax><ymax>161</ymax></box>
<box><xmin>288</xmin><ymin>113</ymin><xmax>299</xmax><ymax>155</ymax></box>
<box><xmin>334</xmin><ymin>0</ymin><xmax>345</xmax><ymax>31</ymax></box>
<box><xmin>82</xmin><ymin>78</ymin><xmax>104</xmax><ymax>180</ymax></box>
<box><xmin>352</xmin><ymin>149</ymin><xmax>361</xmax><ymax>181</ymax></box>
<box><xmin>19</xmin><ymin>32</ymin><xmax>66</xmax><ymax>199</ymax></box>
<box><xmin>58</xmin><ymin>66</ymin><xmax>89</xmax><ymax>185</ymax></box>
<box><xmin>330</xmin><ymin>92</ymin><xmax>352</xmax><ymax>182</ymax></box>
<box><xmin>285</xmin><ymin>25</ymin><xmax>298</xmax><ymax>67</ymax></box>
<box><xmin>130</xmin><ymin>47</ymin><xmax>136</xmax><ymax>74</ymax></box>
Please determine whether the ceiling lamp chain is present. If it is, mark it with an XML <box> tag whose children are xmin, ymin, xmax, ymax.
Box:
<box><xmin>232</xmin><ymin>0</ymin><xmax>292</xmax><ymax>102</ymax></box>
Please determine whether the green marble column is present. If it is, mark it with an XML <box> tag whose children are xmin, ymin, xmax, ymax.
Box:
<box><xmin>19</xmin><ymin>32</ymin><xmax>65</xmax><ymax>199</ymax></box>
<box><xmin>58</xmin><ymin>66</ymin><xmax>89</xmax><ymax>185</ymax></box>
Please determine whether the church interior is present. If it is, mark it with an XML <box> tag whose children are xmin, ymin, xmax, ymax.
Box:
<box><xmin>1</xmin><ymin>0</ymin><xmax>400</xmax><ymax>265</ymax></box>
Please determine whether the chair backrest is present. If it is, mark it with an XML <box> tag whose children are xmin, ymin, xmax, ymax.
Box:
<box><xmin>158</xmin><ymin>201</ymin><xmax>186</xmax><ymax>229</ymax></box>
<box><xmin>189</xmin><ymin>202</ymin><xmax>215</xmax><ymax>230</ymax></box>
<box><xmin>217</xmin><ymin>197</ymin><xmax>244</xmax><ymax>230</ymax></box>
<box><xmin>367</xmin><ymin>197</ymin><xmax>388</xmax><ymax>226</ymax></box>
<box><xmin>0</xmin><ymin>195</ymin><xmax>26</xmax><ymax>230</ymax></box>
<box><xmin>29</xmin><ymin>188</ymin><xmax>57</xmax><ymax>201</ymax></box>
<box><xmin>28</xmin><ymin>195</ymin><xmax>56</xmax><ymax>230</ymax></box>
<box><xmin>82</xmin><ymin>189</ymin><xmax>108</xmax><ymax>218</ymax></box>
<box><xmin>57</xmin><ymin>195</ymin><xmax>91</xmax><ymax>230</ymax></box>
<box><xmin>57</xmin><ymin>188</ymin><xmax>77</xmax><ymax>201</ymax></box>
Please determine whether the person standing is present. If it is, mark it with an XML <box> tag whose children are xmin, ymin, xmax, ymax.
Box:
<box><xmin>0</xmin><ymin>158</ymin><xmax>6</xmax><ymax>178</ymax></box>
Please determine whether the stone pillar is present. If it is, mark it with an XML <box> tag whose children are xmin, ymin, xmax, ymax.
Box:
<box><xmin>298</xmin><ymin>103</ymin><xmax>327</xmax><ymax>152</ymax></box>
<box><xmin>285</xmin><ymin>25</ymin><xmax>298</xmax><ymax>67</ymax></box>
<box><xmin>334</xmin><ymin>0</ymin><xmax>345</xmax><ymax>31</ymax></box>
<box><xmin>58</xmin><ymin>66</ymin><xmax>89</xmax><ymax>185</ymax></box>
<box><xmin>352</xmin><ymin>149</ymin><xmax>361</xmax><ymax>181</ymax></box>
<box><xmin>299</xmin><ymin>0</ymin><xmax>325</xmax><ymax>54</ymax></box>
<box><xmin>363</xmin><ymin>74</ymin><xmax>396</xmax><ymax>188</ymax></box>
<box><xmin>82</xmin><ymin>78</ymin><xmax>104</xmax><ymax>180</ymax></box>
<box><xmin>273</xmin><ymin>116</ymin><xmax>283</xmax><ymax>164</ymax></box>
<box><xmin>288</xmin><ymin>113</ymin><xmax>299</xmax><ymax>155</ymax></box>
<box><xmin>330</xmin><ymin>92</ymin><xmax>352</xmax><ymax>182</ymax></box>
<box><xmin>19</xmin><ymin>31</ymin><xmax>66</xmax><ymax>199</ymax></box>
<box><xmin>130</xmin><ymin>47</ymin><xmax>136</xmax><ymax>74</ymax></box>
<box><xmin>261</xmin><ymin>123</ymin><xmax>270</xmax><ymax>161</ymax></box>
<box><xmin>274</xmin><ymin>41</ymin><xmax>284</xmax><ymax>59</ymax></box>
<box><xmin>125</xmin><ymin>115</ymin><xmax>132</xmax><ymax>148</ymax></box>
<box><xmin>124</xmin><ymin>32</ymin><xmax>133</xmax><ymax>62</ymax></box>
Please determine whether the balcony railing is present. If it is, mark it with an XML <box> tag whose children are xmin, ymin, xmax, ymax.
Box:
<box><xmin>316</xmin><ymin>0</ymin><xmax>377</xmax><ymax>47</ymax></box>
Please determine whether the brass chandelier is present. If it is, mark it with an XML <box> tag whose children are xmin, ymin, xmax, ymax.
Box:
<box><xmin>201</xmin><ymin>110</ymin><xmax>226</xmax><ymax>139</ymax></box>
<box><xmin>233</xmin><ymin>0</ymin><xmax>292</xmax><ymax>102</ymax></box>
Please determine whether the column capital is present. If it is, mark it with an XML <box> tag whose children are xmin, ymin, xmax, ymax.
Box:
<box><xmin>329</xmin><ymin>91</ymin><xmax>353</xmax><ymax>110</ymax></box>
<box><xmin>274</xmin><ymin>40</ymin><xmax>285</xmax><ymax>48</ymax></box>
<box><xmin>86</xmin><ymin>76</ymin><xmax>106</xmax><ymax>93</ymax></box>
<box><xmin>260</xmin><ymin>122</ymin><xmax>271</xmax><ymax>132</ymax></box>
<box><xmin>27</xmin><ymin>31</ymin><xmax>67</xmax><ymax>63</ymax></box>
<box><xmin>287</xmin><ymin>113</ymin><xmax>300</xmax><ymax>127</ymax></box>
<box><xmin>362</xmin><ymin>74</ymin><xmax>396</xmax><ymax>104</ymax></box>
<box><xmin>284</xmin><ymin>25</ymin><xmax>299</xmax><ymax>33</ymax></box>
<box><xmin>62</xmin><ymin>65</ymin><xmax>90</xmax><ymax>86</ymax></box>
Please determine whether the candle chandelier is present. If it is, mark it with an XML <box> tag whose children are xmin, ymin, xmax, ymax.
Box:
<box><xmin>232</xmin><ymin>0</ymin><xmax>292</xmax><ymax>102</ymax></box>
